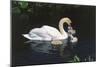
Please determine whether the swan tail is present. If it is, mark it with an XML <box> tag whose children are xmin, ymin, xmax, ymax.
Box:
<box><xmin>22</xmin><ymin>34</ymin><xmax>33</xmax><ymax>40</ymax></box>
<box><xmin>22</xmin><ymin>34</ymin><xmax>43</xmax><ymax>40</ymax></box>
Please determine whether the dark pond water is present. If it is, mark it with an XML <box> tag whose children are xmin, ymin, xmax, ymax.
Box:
<box><xmin>11</xmin><ymin>1</ymin><xmax>96</xmax><ymax>67</ymax></box>
<box><xmin>11</xmin><ymin>38</ymin><xmax>95</xmax><ymax>66</ymax></box>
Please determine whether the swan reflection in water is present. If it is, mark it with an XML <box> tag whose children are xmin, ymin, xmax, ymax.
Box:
<box><xmin>25</xmin><ymin>39</ymin><xmax>77</xmax><ymax>58</ymax></box>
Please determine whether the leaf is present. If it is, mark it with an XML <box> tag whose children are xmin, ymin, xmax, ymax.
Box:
<box><xmin>74</xmin><ymin>55</ymin><xmax>80</xmax><ymax>62</ymax></box>
<box><xmin>12</xmin><ymin>7</ymin><xmax>21</xmax><ymax>14</ymax></box>
<box><xmin>19</xmin><ymin>2</ymin><xmax>28</xmax><ymax>9</ymax></box>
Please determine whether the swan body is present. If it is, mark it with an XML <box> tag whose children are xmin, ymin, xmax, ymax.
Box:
<box><xmin>23</xmin><ymin>17</ymin><xmax>78</xmax><ymax>43</ymax></box>
<box><xmin>23</xmin><ymin>25</ymin><xmax>68</xmax><ymax>41</ymax></box>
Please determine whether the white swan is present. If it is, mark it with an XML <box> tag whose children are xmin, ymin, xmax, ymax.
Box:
<box><xmin>23</xmin><ymin>17</ymin><xmax>78</xmax><ymax>44</ymax></box>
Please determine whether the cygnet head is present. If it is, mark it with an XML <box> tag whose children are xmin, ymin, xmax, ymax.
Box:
<box><xmin>70</xmin><ymin>37</ymin><xmax>78</xmax><ymax>43</ymax></box>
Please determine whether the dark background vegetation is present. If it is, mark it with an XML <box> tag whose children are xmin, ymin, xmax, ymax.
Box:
<box><xmin>11</xmin><ymin>1</ymin><xmax>96</xmax><ymax>66</ymax></box>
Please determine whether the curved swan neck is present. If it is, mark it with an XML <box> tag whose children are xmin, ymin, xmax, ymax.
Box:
<box><xmin>59</xmin><ymin>17</ymin><xmax>72</xmax><ymax>35</ymax></box>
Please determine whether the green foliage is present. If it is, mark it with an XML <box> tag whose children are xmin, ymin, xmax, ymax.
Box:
<box><xmin>12</xmin><ymin>7</ymin><xmax>21</xmax><ymax>14</ymax></box>
<box><xmin>18</xmin><ymin>2</ymin><xmax>28</xmax><ymax>9</ymax></box>
<box><xmin>84</xmin><ymin>56</ymin><xmax>94</xmax><ymax>62</ymax></box>
<box><xmin>73</xmin><ymin>55</ymin><xmax>80</xmax><ymax>62</ymax></box>
<box><xmin>68</xmin><ymin>55</ymin><xmax>80</xmax><ymax>63</ymax></box>
<box><xmin>12</xmin><ymin>1</ymin><xmax>78</xmax><ymax>15</ymax></box>
<box><xmin>12</xmin><ymin>1</ymin><xmax>29</xmax><ymax>14</ymax></box>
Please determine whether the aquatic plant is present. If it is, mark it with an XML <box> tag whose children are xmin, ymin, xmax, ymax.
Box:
<box><xmin>68</xmin><ymin>55</ymin><xmax>80</xmax><ymax>63</ymax></box>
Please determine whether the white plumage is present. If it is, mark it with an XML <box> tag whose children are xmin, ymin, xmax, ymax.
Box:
<box><xmin>23</xmin><ymin>17</ymin><xmax>78</xmax><ymax>43</ymax></box>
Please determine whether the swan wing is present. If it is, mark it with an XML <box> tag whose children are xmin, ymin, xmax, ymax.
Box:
<box><xmin>23</xmin><ymin>25</ymin><xmax>62</xmax><ymax>40</ymax></box>
<box><xmin>42</xmin><ymin>25</ymin><xmax>62</xmax><ymax>38</ymax></box>
<box><xmin>28</xmin><ymin>28</ymin><xmax>52</xmax><ymax>40</ymax></box>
